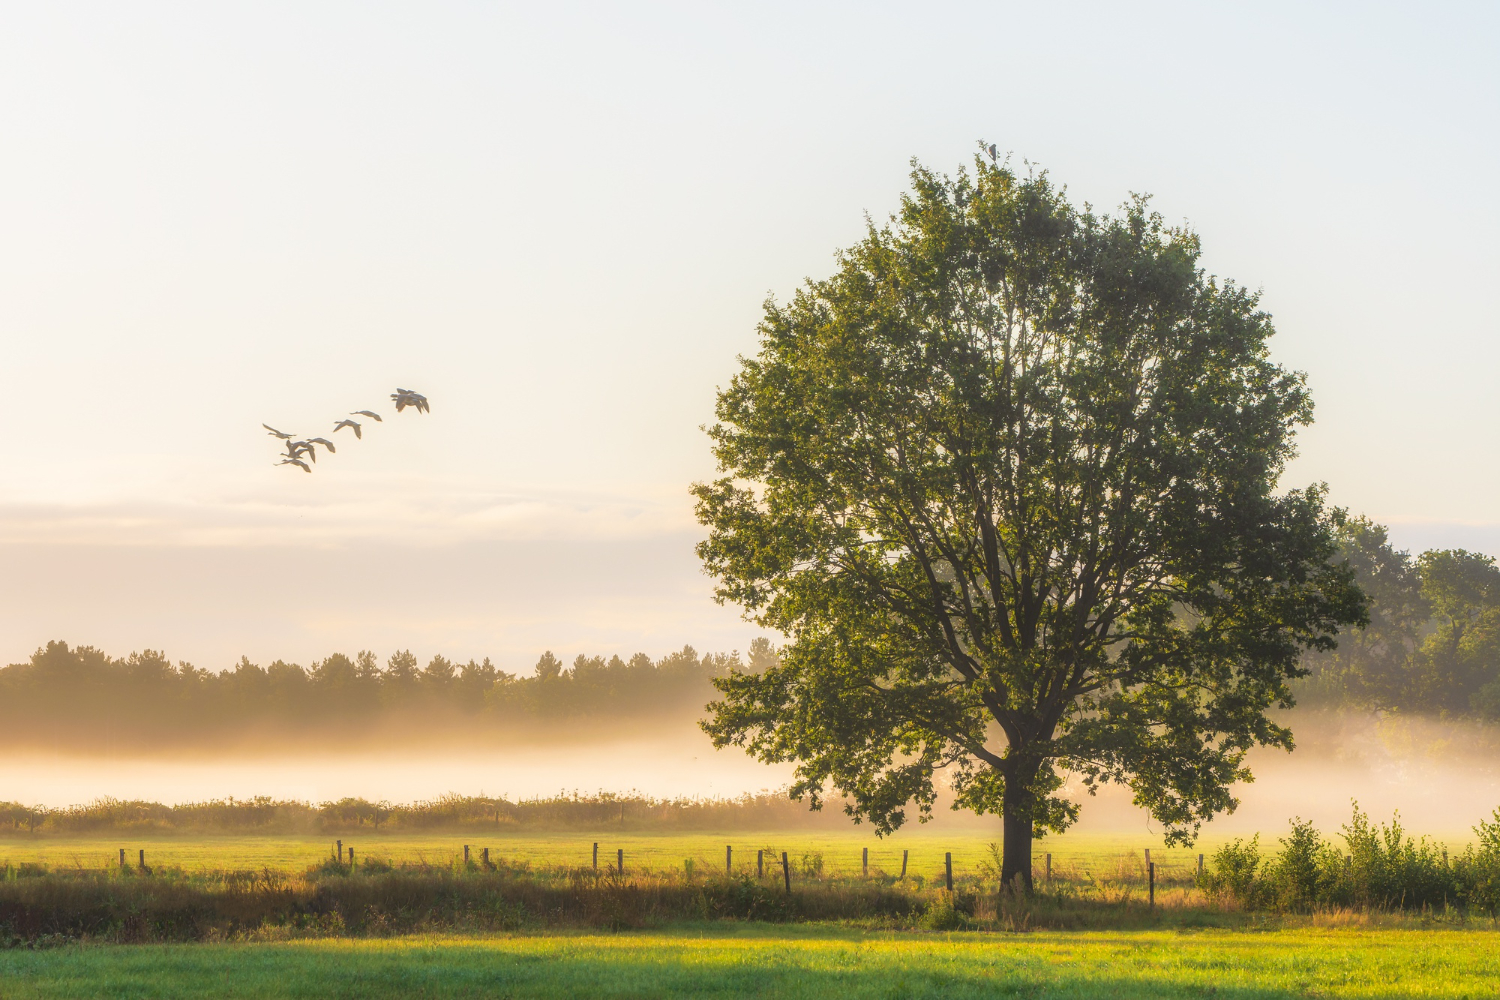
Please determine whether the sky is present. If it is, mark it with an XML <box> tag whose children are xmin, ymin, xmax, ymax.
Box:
<box><xmin>1</xmin><ymin>1</ymin><xmax>1496</xmax><ymax>674</ymax></box>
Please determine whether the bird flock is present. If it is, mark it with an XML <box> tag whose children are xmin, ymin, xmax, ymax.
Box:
<box><xmin>264</xmin><ymin>388</ymin><xmax>429</xmax><ymax>473</ymax></box>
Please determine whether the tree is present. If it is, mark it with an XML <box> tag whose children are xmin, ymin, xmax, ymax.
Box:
<box><xmin>1416</xmin><ymin>549</ymin><xmax>1500</xmax><ymax>713</ymax></box>
<box><xmin>1298</xmin><ymin>517</ymin><xmax>1425</xmax><ymax>710</ymax></box>
<box><xmin>533</xmin><ymin>651</ymin><xmax>564</xmax><ymax>680</ymax></box>
<box><xmin>693</xmin><ymin>154</ymin><xmax>1367</xmax><ymax>889</ymax></box>
<box><xmin>423</xmin><ymin>655</ymin><xmax>457</xmax><ymax>690</ymax></box>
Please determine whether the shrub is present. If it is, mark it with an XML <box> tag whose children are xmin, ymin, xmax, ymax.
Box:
<box><xmin>1455</xmin><ymin>809</ymin><xmax>1500</xmax><ymax>914</ymax></box>
<box><xmin>1261</xmin><ymin>820</ymin><xmax>1334</xmax><ymax>911</ymax></box>
<box><xmin>1198</xmin><ymin>805</ymin><xmax>1464</xmax><ymax>912</ymax></box>
<box><xmin>1199</xmin><ymin>836</ymin><xmax>1263</xmax><ymax>907</ymax></box>
<box><xmin>1338</xmin><ymin>804</ymin><xmax>1455</xmax><ymax>909</ymax></box>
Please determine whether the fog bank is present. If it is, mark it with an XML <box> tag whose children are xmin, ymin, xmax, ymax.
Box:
<box><xmin>5</xmin><ymin>712</ymin><xmax>1498</xmax><ymax>841</ymax></box>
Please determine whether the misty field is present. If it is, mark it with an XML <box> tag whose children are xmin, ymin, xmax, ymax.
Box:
<box><xmin>3</xmin><ymin>926</ymin><xmax>1498</xmax><ymax>999</ymax></box>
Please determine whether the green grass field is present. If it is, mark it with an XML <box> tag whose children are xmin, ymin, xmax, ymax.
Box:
<box><xmin>0</xmin><ymin>829</ymin><xmax>1333</xmax><ymax>883</ymax></box>
<box><xmin>2</xmin><ymin>925</ymin><xmax>1496</xmax><ymax>999</ymax></box>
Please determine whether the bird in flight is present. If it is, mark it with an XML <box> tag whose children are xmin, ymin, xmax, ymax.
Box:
<box><xmin>267</xmin><ymin>387</ymin><xmax>429</xmax><ymax>477</ymax></box>
<box><xmin>282</xmin><ymin>438</ymin><xmax>316</xmax><ymax>463</ymax></box>
<box><xmin>392</xmin><ymin>388</ymin><xmax>429</xmax><ymax>413</ymax></box>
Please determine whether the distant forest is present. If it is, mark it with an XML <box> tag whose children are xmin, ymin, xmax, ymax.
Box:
<box><xmin>0</xmin><ymin>791</ymin><xmax>843</xmax><ymax>836</ymax></box>
<box><xmin>3</xmin><ymin>515</ymin><xmax>1498</xmax><ymax>751</ymax></box>
<box><xmin>0</xmin><ymin>639</ymin><xmax>777</xmax><ymax>749</ymax></box>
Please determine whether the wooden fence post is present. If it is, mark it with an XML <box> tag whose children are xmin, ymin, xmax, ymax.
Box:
<box><xmin>1045</xmin><ymin>853</ymin><xmax>1052</xmax><ymax>883</ymax></box>
<box><xmin>463</xmin><ymin>845</ymin><xmax>470</xmax><ymax>865</ymax></box>
<box><xmin>593</xmin><ymin>842</ymin><xmax>598</xmax><ymax>871</ymax></box>
<box><xmin>862</xmin><ymin>847</ymin><xmax>868</xmax><ymax>877</ymax></box>
<box><xmin>138</xmin><ymin>849</ymin><xmax>145</xmax><ymax>871</ymax></box>
<box><xmin>1149</xmin><ymin>862</ymin><xmax>1156</xmax><ymax>906</ymax></box>
<box><xmin>348</xmin><ymin>848</ymin><xmax>355</xmax><ymax>868</ymax></box>
<box><xmin>945</xmin><ymin>852</ymin><xmax>953</xmax><ymax>892</ymax></box>
<box><xmin>118</xmin><ymin>848</ymin><xmax>125</xmax><ymax>869</ymax></box>
<box><xmin>337</xmin><ymin>840</ymin><xmax>344</xmax><ymax>863</ymax></box>
<box><xmin>726</xmin><ymin>845</ymin><xmax>732</xmax><ymax>875</ymax></box>
<box><xmin>1197</xmin><ymin>853</ymin><xmax>1204</xmax><ymax>877</ymax></box>
<box><xmin>617</xmin><ymin>848</ymin><xmax>624</xmax><ymax>875</ymax></box>
<box><xmin>757</xmin><ymin>849</ymin><xmax>764</xmax><ymax>878</ymax></box>
<box><xmin>781</xmin><ymin>851</ymin><xmax>791</xmax><ymax>894</ymax></box>
<box><xmin>901</xmin><ymin>849</ymin><xmax>908</xmax><ymax>878</ymax></box>
<box><xmin>482</xmin><ymin>847</ymin><xmax>490</xmax><ymax>867</ymax></box>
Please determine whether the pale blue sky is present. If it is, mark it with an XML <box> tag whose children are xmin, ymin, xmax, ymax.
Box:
<box><xmin>1</xmin><ymin>2</ymin><xmax>1495</xmax><ymax>671</ymax></box>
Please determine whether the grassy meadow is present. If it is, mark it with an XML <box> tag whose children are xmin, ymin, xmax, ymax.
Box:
<box><xmin>0</xmin><ymin>829</ymin><xmax>1267</xmax><ymax>886</ymax></box>
<box><xmin>3</xmin><ymin>925</ymin><xmax>1498</xmax><ymax>999</ymax></box>
<box><xmin>6</xmin><ymin>825</ymin><xmax>1498</xmax><ymax>998</ymax></box>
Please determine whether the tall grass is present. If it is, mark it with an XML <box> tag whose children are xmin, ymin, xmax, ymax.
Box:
<box><xmin>1198</xmin><ymin>802</ymin><xmax>1500</xmax><ymax>913</ymax></box>
<box><xmin>0</xmin><ymin>850</ymin><xmax>1251</xmax><ymax>947</ymax></box>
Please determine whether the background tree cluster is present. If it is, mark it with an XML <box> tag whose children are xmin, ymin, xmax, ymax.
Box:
<box><xmin>0</xmin><ymin>638</ymin><xmax>779</xmax><ymax>748</ymax></box>
<box><xmin>0</xmin><ymin>788</ymin><xmax>835</xmax><ymax>836</ymax></box>
<box><xmin>1301</xmin><ymin>517</ymin><xmax>1500</xmax><ymax>718</ymax></box>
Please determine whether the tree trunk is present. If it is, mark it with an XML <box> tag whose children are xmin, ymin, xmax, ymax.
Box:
<box><xmin>1001</xmin><ymin>783</ymin><xmax>1034</xmax><ymax>893</ymax></box>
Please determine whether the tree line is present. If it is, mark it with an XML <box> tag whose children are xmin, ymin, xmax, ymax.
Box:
<box><xmin>1299</xmin><ymin>517</ymin><xmax>1500</xmax><ymax>719</ymax></box>
<box><xmin>0</xmin><ymin>790</ymin><xmax>840</xmax><ymax>836</ymax></box>
<box><xmin>0</xmin><ymin>638</ymin><xmax>778</xmax><ymax>749</ymax></box>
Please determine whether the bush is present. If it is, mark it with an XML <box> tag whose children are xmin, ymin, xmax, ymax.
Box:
<box><xmin>1199</xmin><ymin>804</ymin><xmax>1465</xmax><ymax>912</ymax></box>
<box><xmin>1454</xmin><ymin>809</ymin><xmax>1500</xmax><ymax>914</ymax></box>
<box><xmin>1199</xmin><ymin>836</ymin><xmax>1264</xmax><ymax>907</ymax></box>
<box><xmin>1260</xmin><ymin>820</ymin><xmax>1339</xmax><ymax>912</ymax></box>
<box><xmin>1338</xmin><ymin>804</ymin><xmax>1455</xmax><ymax>909</ymax></box>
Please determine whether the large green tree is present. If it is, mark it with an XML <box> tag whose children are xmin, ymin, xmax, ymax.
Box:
<box><xmin>693</xmin><ymin>154</ymin><xmax>1366</xmax><ymax>888</ymax></box>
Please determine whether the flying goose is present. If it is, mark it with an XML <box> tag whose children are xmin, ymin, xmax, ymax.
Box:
<box><xmin>278</xmin><ymin>457</ymin><xmax>312</xmax><ymax>473</ymax></box>
<box><xmin>391</xmin><ymin>388</ymin><xmax>429</xmax><ymax>413</ymax></box>
<box><xmin>351</xmin><ymin>410</ymin><xmax>383</xmax><ymax>422</ymax></box>
<box><xmin>304</xmin><ymin>437</ymin><xmax>337</xmax><ymax>454</ymax></box>
<box><xmin>263</xmin><ymin>424</ymin><xmax>295</xmax><ymax>440</ymax></box>
<box><xmin>333</xmin><ymin>419</ymin><xmax>362</xmax><ymax>439</ymax></box>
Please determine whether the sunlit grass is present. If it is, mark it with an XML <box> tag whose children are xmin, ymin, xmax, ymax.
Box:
<box><xmin>2</xmin><ymin>925</ymin><xmax>1497</xmax><ymax>999</ymax></box>
<box><xmin>0</xmin><ymin>830</ymin><xmax>1293</xmax><ymax>883</ymax></box>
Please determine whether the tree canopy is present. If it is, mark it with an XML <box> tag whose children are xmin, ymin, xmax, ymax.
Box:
<box><xmin>694</xmin><ymin>153</ymin><xmax>1366</xmax><ymax>887</ymax></box>
<box><xmin>1301</xmin><ymin>521</ymin><xmax>1500</xmax><ymax>718</ymax></box>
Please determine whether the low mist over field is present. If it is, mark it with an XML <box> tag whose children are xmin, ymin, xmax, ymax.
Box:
<box><xmin>5</xmin><ymin>705</ymin><xmax>1498</xmax><ymax>841</ymax></box>
<box><xmin>7</xmin><ymin>512</ymin><xmax>1500</xmax><ymax>843</ymax></box>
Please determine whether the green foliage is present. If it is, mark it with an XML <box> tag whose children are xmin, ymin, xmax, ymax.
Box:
<box><xmin>1261</xmin><ymin>820</ymin><xmax>1338</xmax><ymax>911</ymax></box>
<box><xmin>0</xmin><ymin>641</ymin><xmax>762</xmax><ymax>749</ymax></box>
<box><xmin>1200</xmin><ymin>803</ymin><xmax>1467</xmax><ymax>912</ymax></box>
<box><xmin>1455</xmin><ymin>809</ymin><xmax>1500</xmax><ymax>913</ymax></box>
<box><xmin>1297</xmin><ymin>518</ymin><xmax>1426</xmax><ymax>709</ymax></box>
<box><xmin>695</xmin><ymin>150</ymin><xmax>1365</xmax><ymax>884</ymax></box>
<box><xmin>1197</xmin><ymin>835</ymin><xmax>1263</xmax><ymax>904</ymax></box>
<box><xmin>1300</xmin><ymin>532</ymin><xmax>1500</xmax><ymax>718</ymax></box>
<box><xmin>915</xmin><ymin>894</ymin><xmax>967</xmax><ymax>930</ymax></box>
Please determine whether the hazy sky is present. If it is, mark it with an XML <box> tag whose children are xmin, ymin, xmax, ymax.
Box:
<box><xmin>2</xmin><ymin>2</ymin><xmax>1496</xmax><ymax>673</ymax></box>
